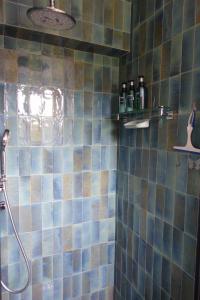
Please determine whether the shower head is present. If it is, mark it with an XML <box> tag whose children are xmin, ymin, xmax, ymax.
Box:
<box><xmin>27</xmin><ymin>0</ymin><xmax>76</xmax><ymax>30</ymax></box>
<box><xmin>2</xmin><ymin>130</ymin><xmax>10</xmax><ymax>147</ymax></box>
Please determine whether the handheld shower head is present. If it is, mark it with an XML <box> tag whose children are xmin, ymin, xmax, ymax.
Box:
<box><xmin>2</xmin><ymin>130</ymin><xmax>10</xmax><ymax>147</ymax></box>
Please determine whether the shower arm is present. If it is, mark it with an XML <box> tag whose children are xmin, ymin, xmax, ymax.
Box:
<box><xmin>50</xmin><ymin>0</ymin><xmax>55</xmax><ymax>7</ymax></box>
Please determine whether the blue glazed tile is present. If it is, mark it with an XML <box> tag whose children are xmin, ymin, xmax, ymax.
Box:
<box><xmin>72</xmin><ymin>274</ymin><xmax>82</xmax><ymax>297</ymax></box>
<box><xmin>53</xmin><ymin>279</ymin><xmax>63</xmax><ymax>300</ymax></box>
<box><xmin>92</xmin><ymin>120</ymin><xmax>101</xmax><ymax>145</ymax></box>
<box><xmin>84</xmin><ymin>120</ymin><xmax>92</xmax><ymax>145</ymax></box>
<box><xmin>53</xmin><ymin>228</ymin><xmax>62</xmax><ymax>255</ymax></box>
<box><xmin>32</xmin><ymin>258</ymin><xmax>43</xmax><ymax>285</ymax></box>
<box><xmin>194</xmin><ymin>26</ymin><xmax>200</xmax><ymax>68</ymax></box>
<box><xmin>72</xmin><ymin>199</ymin><xmax>83</xmax><ymax>224</ymax></box>
<box><xmin>172</xmin><ymin>227</ymin><xmax>183</xmax><ymax>266</ymax></box>
<box><xmin>19</xmin><ymin>148</ymin><xmax>31</xmax><ymax>176</ymax></box>
<box><xmin>62</xmin><ymin>201</ymin><xmax>72</xmax><ymax>226</ymax></box>
<box><xmin>32</xmin><ymin>204</ymin><xmax>42</xmax><ymax>231</ymax></box>
<box><xmin>6</xmin><ymin>116</ymin><xmax>18</xmax><ymax>145</ymax></box>
<box><xmin>91</xmin><ymin>221</ymin><xmax>100</xmax><ymax>244</ymax></box>
<box><xmin>42</xmin><ymin>229</ymin><xmax>53</xmax><ymax>256</ymax></box>
<box><xmin>73</xmin><ymin>173</ymin><xmax>83</xmax><ymax>198</ymax></box>
<box><xmin>102</xmin><ymin>94</ymin><xmax>111</xmax><ymax>117</ymax></box>
<box><xmin>6</xmin><ymin>147</ymin><xmax>19</xmax><ymax>176</ymax></box>
<box><xmin>8</xmin><ymin>235</ymin><xmax>20</xmax><ymax>264</ymax></box>
<box><xmin>162</xmin><ymin>257</ymin><xmax>171</xmax><ymax>294</ymax></box>
<box><xmin>0</xmin><ymin>83</ymin><xmax>5</xmax><ymax>114</ymax></box>
<box><xmin>72</xmin><ymin>249</ymin><xmax>82</xmax><ymax>273</ymax></box>
<box><xmin>175</xmin><ymin>154</ymin><xmax>188</xmax><ymax>193</ymax></box>
<box><xmin>63</xmin><ymin>118</ymin><xmax>73</xmax><ymax>145</ymax></box>
<box><xmin>183</xmin><ymin>0</ymin><xmax>195</xmax><ymax>30</ymax></box>
<box><xmin>53</xmin><ymin>202</ymin><xmax>62</xmax><ymax>228</ymax></box>
<box><xmin>42</xmin><ymin>202</ymin><xmax>53</xmax><ymax>229</ymax></box>
<box><xmin>53</xmin><ymin>255</ymin><xmax>63</xmax><ymax>279</ymax></box>
<box><xmin>53</xmin><ymin>148</ymin><xmax>63</xmax><ymax>173</ymax></box>
<box><xmin>183</xmin><ymin>234</ymin><xmax>196</xmax><ymax>277</ymax></box>
<box><xmin>73</xmin><ymin>224</ymin><xmax>82</xmax><ymax>248</ymax></box>
<box><xmin>18</xmin><ymin>117</ymin><xmax>31</xmax><ymax>146</ymax></box>
<box><xmin>19</xmin><ymin>177</ymin><xmax>30</xmax><ymax>205</ymax></box>
<box><xmin>73</xmin><ymin>119</ymin><xmax>83</xmax><ymax>145</ymax></box>
<box><xmin>92</xmin><ymin>147</ymin><xmax>101</xmax><ymax>171</ymax></box>
<box><xmin>43</xmin><ymin>256</ymin><xmax>53</xmax><ymax>282</ymax></box>
<box><xmin>147</xmin><ymin>182</ymin><xmax>156</xmax><ymax>214</ymax></box>
<box><xmin>138</xmin><ymin>267</ymin><xmax>145</xmax><ymax>297</ymax></box>
<box><xmin>63</xmin><ymin>147</ymin><xmax>73</xmax><ymax>172</ymax></box>
<box><xmin>89</xmin><ymin>269</ymin><xmax>99</xmax><ymax>292</ymax></box>
<box><xmin>63</xmin><ymin>252</ymin><xmax>73</xmax><ymax>277</ymax></box>
<box><xmin>42</xmin><ymin>175</ymin><xmax>53</xmax><ymax>202</ymax></box>
<box><xmin>42</xmin><ymin>282</ymin><xmax>53</xmax><ymax>300</ymax></box>
<box><xmin>53</xmin><ymin>175</ymin><xmax>63</xmax><ymax>200</ymax></box>
<box><xmin>74</xmin><ymin>91</ymin><xmax>84</xmax><ymax>118</ymax></box>
<box><xmin>5</xmin><ymin>83</ymin><xmax>17</xmax><ymax>116</ymax></box>
<box><xmin>165</xmin><ymin>152</ymin><xmax>176</xmax><ymax>188</ymax></box>
<box><xmin>82</xmin><ymin>199</ymin><xmax>91</xmax><ymax>222</ymax></box>
<box><xmin>7</xmin><ymin>177</ymin><xmax>19</xmax><ymax>206</ymax></box>
<box><xmin>181</xmin><ymin>29</ymin><xmax>194</xmax><ymax>72</ymax></box>
<box><xmin>99</xmin><ymin>220</ymin><xmax>108</xmax><ymax>243</ymax></box>
<box><xmin>163</xmin><ymin>223</ymin><xmax>172</xmax><ymax>259</ymax></box>
<box><xmin>172</xmin><ymin>0</ymin><xmax>184</xmax><ymax>36</ymax></box>
<box><xmin>164</xmin><ymin>189</ymin><xmax>174</xmax><ymax>224</ymax></box>
<box><xmin>82</xmin><ymin>248</ymin><xmax>91</xmax><ymax>272</ymax></box>
<box><xmin>43</xmin><ymin>148</ymin><xmax>53</xmax><ymax>174</ymax></box>
<box><xmin>31</xmin><ymin>147</ymin><xmax>42</xmax><ymax>174</ymax></box>
<box><xmin>156</xmin><ymin>150</ymin><xmax>167</xmax><ymax>185</ymax></box>
<box><xmin>32</xmin><ymin>231</ymin><xmax>42</xmax><ymax>258</ymax></box>
<box><xmin>185</xmin><ymin>195</ymin><xmax>199</xmax><ymax>238</ymax></box>
<box><xmin>63</xmin><ymin>276</ymin><xmax>72</xmax><ymax>299</ymax></box>
<box><xmin>73</xmin><ymin>146</ymin><xmax>83</xmax><ymax>172</ymax></box>
<box><xmin>154</xmin><ymin>218</ymin><xmax>163</xmax><ymax>252</ymax></box>
<box><xmin>64</xmin><ymin>89</ymin><xmax>74</xmax><ymax>117</ymax></box>
<box><xmin>93</xmin><ymin>93</ymin><xmax>102</xmax><ymax>118</ymax></box>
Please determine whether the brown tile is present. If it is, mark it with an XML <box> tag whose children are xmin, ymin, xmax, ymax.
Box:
<box><xmin>104</xmin><ymin>0</ymin><xmax>114</xmax><ymax>28</ymax></box>
<box><xmin>83</xmin><ymin>172</ymin><xmax>91</xmax><ymax>197</ymax></box>
<box><xmin>5</xmin><ymin>50</ymin><xmax>17</xmax><ymax>83</ymax></box>
<box><xmin>161</xmin><ymin>41</ymin><xmax>171</xmax><ymax>80</ymax></box>
<box><xmin>83</xmin><ymin>0</ymin><xmax>94</xmax><ymax>23</ymax></box>
<box><xmin>63</xmin><ymin>174</ymin><xmax>73</xmax><ymax>200</ymax></box>
<box><xmin>32</xmin><ymin>284</ymin><xmax>43</xmax><ymax>300</ymax></box>
<box><xmin>196</xmin><ymin>0</ymin><xmax>200</xmax><ymax>24</ymax></box>
<box><xmin>64</xmin><ymin>55</ymin><xmax>75</xmax><ymax>90</ymax></box>
<box><xmin>82</xmin><ymin>22</ymin><xmax>93</xmax><ymax>43</ymax></box>
<box><xmin>91</xmin><ymin>245</ymin><xmax>100</xmax><ymax>268</ymax></box>
<box><xmin>101</xmin><ymin>171</ymin><xmax>109</xmax><ymax>195</ymax></box>
<box><xmin>75</xmin><ymin>61</ymin><xmax>84</xmax><ymax>90</ymax></box>
<box><xmin>62</xmin><ymin>226</ymin><xmax>72</xmax><ymax>251</ymax></box>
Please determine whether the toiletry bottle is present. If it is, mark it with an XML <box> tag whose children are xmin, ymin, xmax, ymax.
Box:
<box><xmin>119</xmin><ymin>82</ymin><xmax>127</xmax><ymax>113</ymax></box>
<box><xmin>135</xmin><ymin>76</ymin><xmax>148</xmax><ymax>110</ymax></box>
<box><xmin>126</xmin><ymin>80</ymin><xmax>135</xmax><ymax>112</ymax></box>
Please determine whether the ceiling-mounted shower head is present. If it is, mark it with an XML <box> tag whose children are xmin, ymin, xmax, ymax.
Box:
<box><xmin>2</xmin><ymin>130</ymin><xmax>10</xmax><ymax>147</ymax></box>
<box><xmin>27</xmin><ymin>0</ymin><xmax>76</xmax><ymax>30</ymax></box>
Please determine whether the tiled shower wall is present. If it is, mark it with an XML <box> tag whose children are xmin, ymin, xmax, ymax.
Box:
<box><xmin>115</xmin><ymin>0</ymin><xmax>200</xmax><ymax>299</ymax></box>
<box><xmin>1</xmin><ymin>0</ymin><xmax>131</xmax><ymax>51</ymax></box>
<box><xmin>0</xmin><ymin>36</ymin><xmax>119</xmax><ymax>299</ymax></box>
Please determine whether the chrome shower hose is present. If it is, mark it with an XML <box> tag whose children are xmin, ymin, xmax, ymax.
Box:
<box><xmin>1</xmin><ymin>188</ymin><xmax>31</xmax><ymax>294</ymax></box>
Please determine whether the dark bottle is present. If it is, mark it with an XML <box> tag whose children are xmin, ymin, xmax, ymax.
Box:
<box><xmin>135</xmin><ymin>76</ymin><xmax>148</xmax><ymax>110</ymax></box>
<box><xmin>126</xmin><ymin>80</ymin><xmax>135</xmax><ymax>112</ymax></box>
<box><xmin>119</xmin><ymin>82</ymin><xmax>127</xmax><ymax>113</ymax></box>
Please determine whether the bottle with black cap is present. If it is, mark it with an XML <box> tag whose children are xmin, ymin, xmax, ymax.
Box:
<box><xmin>126</xmin><ymin>80</ymin><xmax>135</xmax><ymax>112</ymax></box>
<box><xmin>135</xmin><ymin>76</ymin><xmax>148</xmax><ymax>110</ymax></box>
<box><xmin>119</xmin><ymin>82</ymin><xmax>127</xmax><ymax>113</ymax></box>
